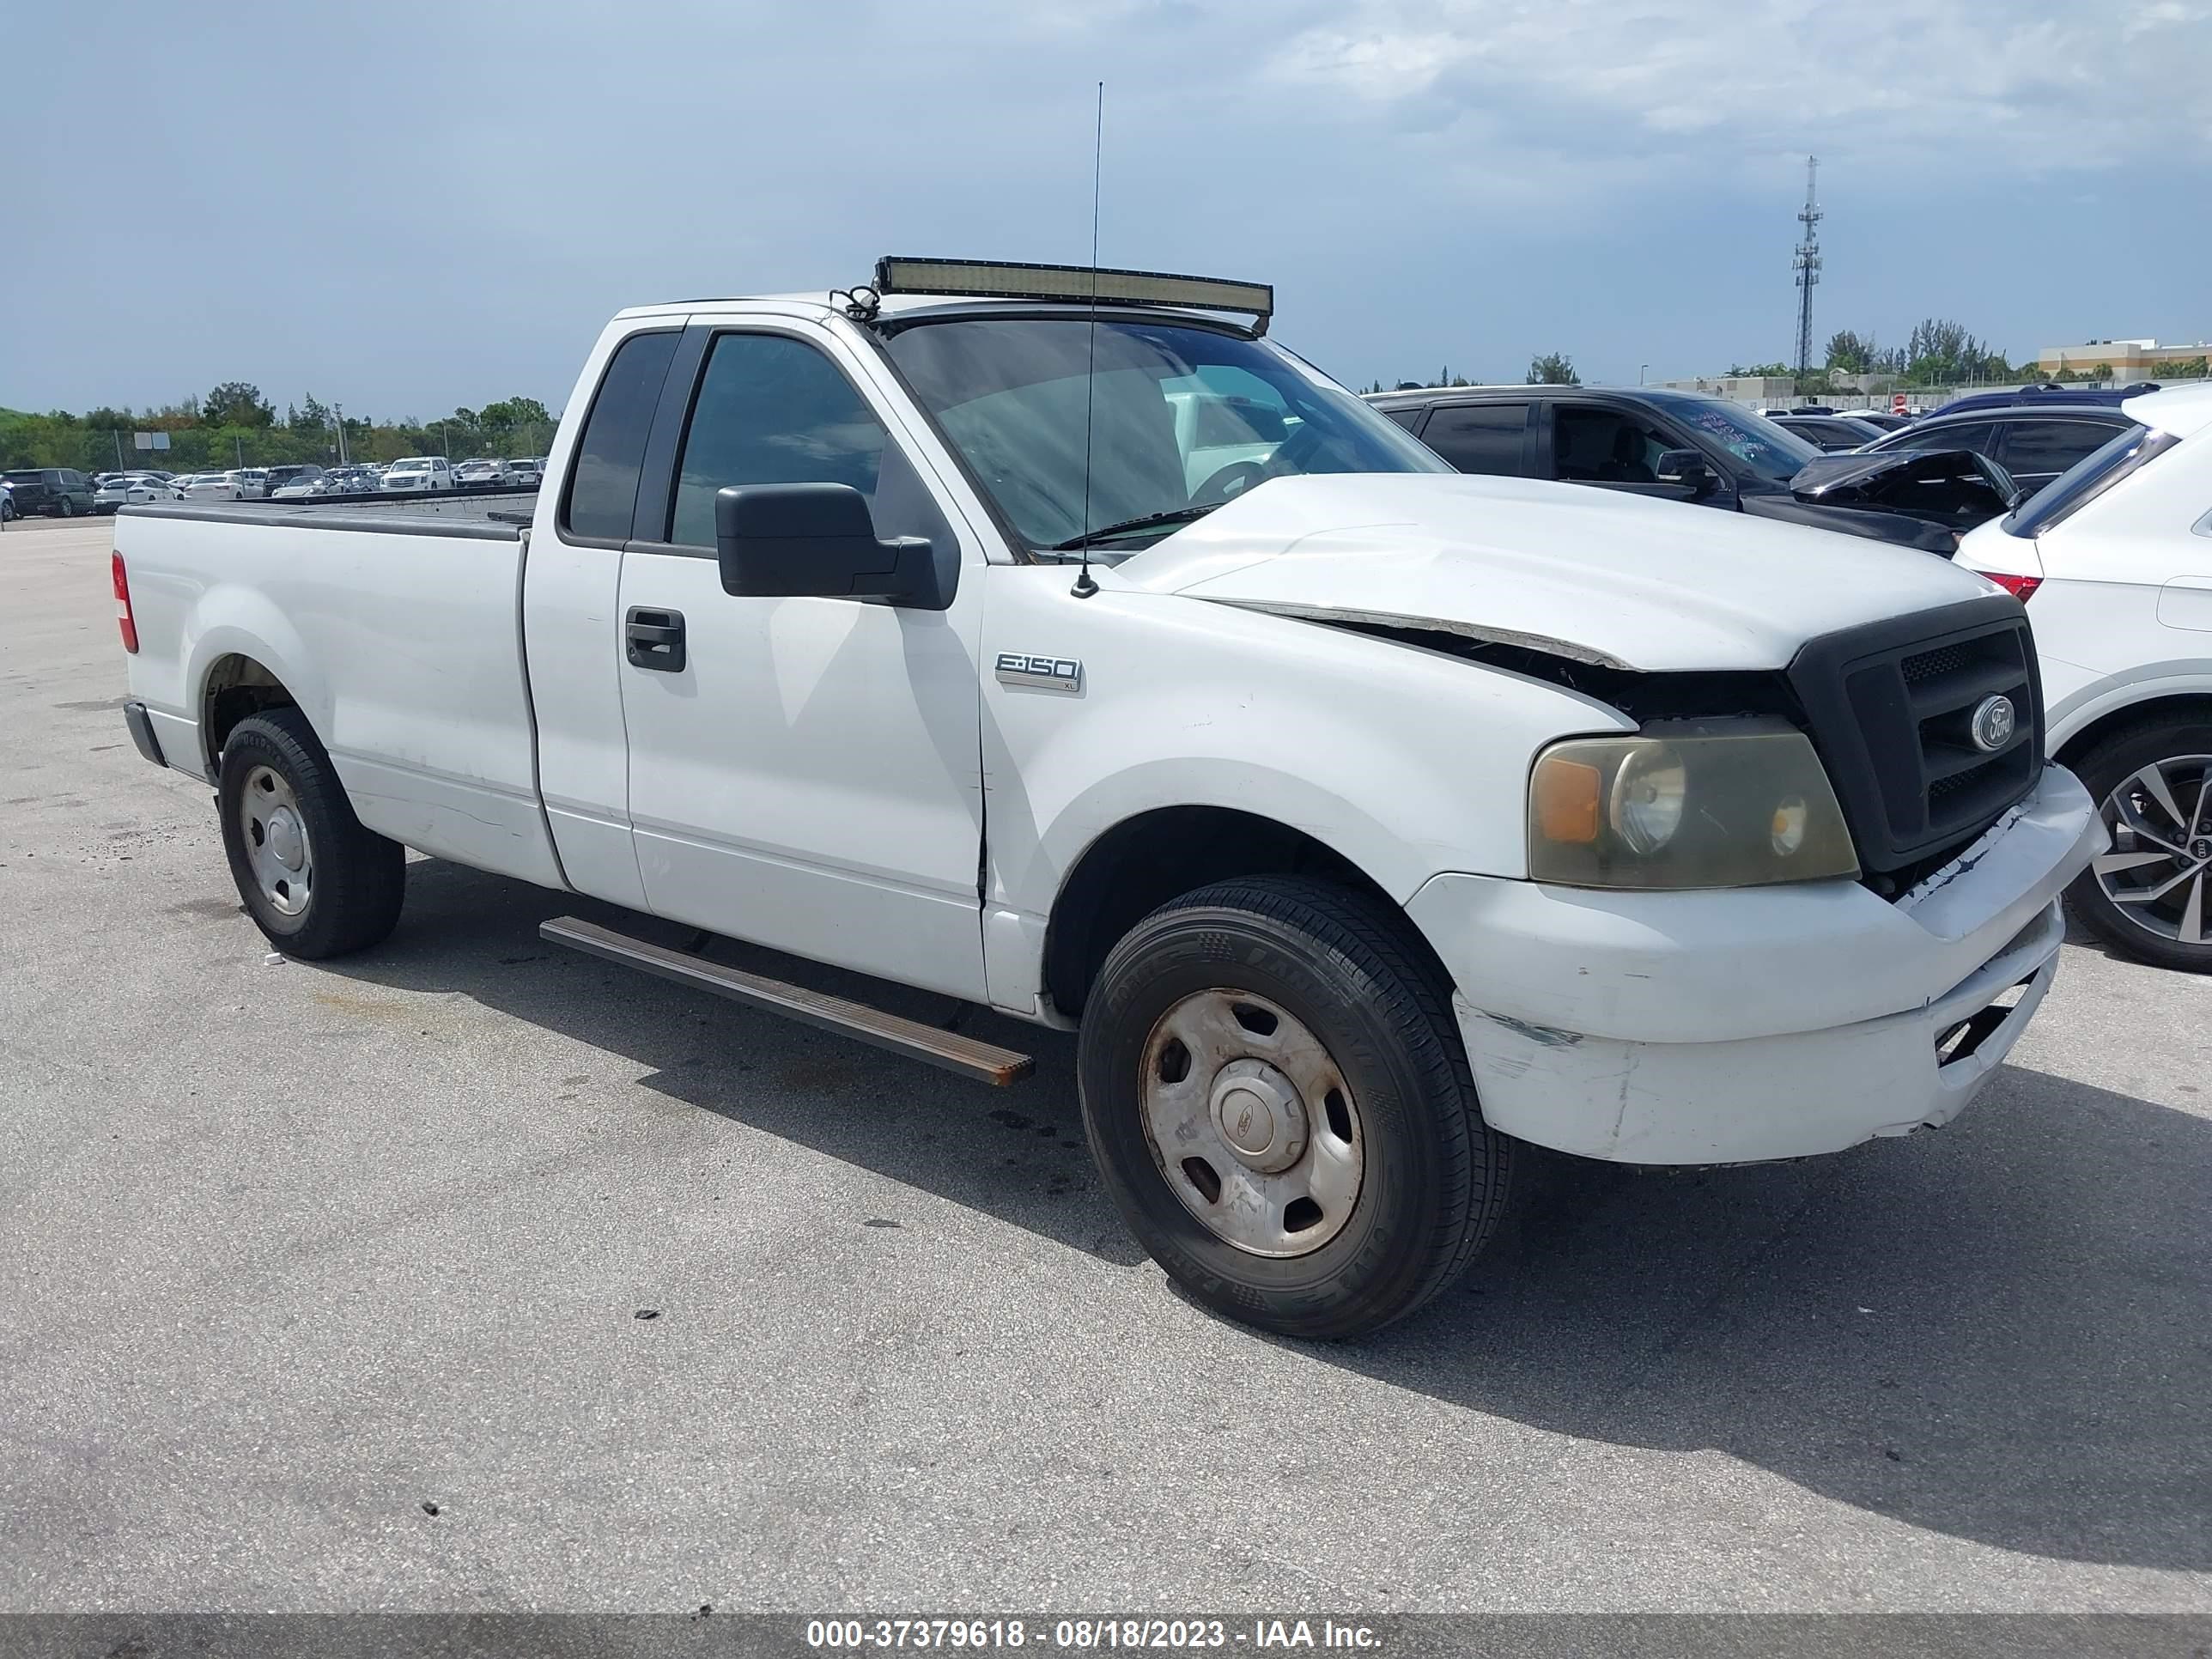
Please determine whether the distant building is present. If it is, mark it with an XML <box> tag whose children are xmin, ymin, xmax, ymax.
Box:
<box><xmin>2038</xmin><ymin>338</ymin><xmax>2212</xmax><ymax>377</ymax></box>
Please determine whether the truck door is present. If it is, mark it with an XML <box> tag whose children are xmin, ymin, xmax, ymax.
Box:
<box><xmin>614</xmin><ymin>325</ymin><xmax>989</xmax><ymax>1001</ymax></box>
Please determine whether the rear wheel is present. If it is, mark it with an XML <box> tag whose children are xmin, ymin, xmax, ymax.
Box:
<box><xmin>58</xmin><ymin>498</ymin><xmax>75</xmax><ymax>518</ymax></box>
<box><xmin>1078</xmin><ymin>877</ymin><xmax>1514</xmax><ymax>1339</ymax></box>
<box><xmin>2067</xmin><ymin>716</ymin><xmax>2212</xmax><ymax>973</ymax></box>
<box><xmin>218</xmin><ymin>708</ymin><xmax>405</xmax><ymax>959</ymax></box>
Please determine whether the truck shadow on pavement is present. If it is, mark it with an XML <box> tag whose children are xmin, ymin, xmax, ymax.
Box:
<box><xmin>332</xmin><ymin>858</ymin><xmax>2209</xmax><ymax>1575</ymax></box>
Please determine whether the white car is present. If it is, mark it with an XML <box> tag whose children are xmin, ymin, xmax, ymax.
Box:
<box><xmin>1957</xmin><ymin>383</ymin><xmax>2212</xmax><ymax>971</ymax></box>
<box><xmin>94</xmin><ymin>477</ymin><xmax>179</xmax><ymax>512</ymax></box>
<box><xmin>381</xmin><ymin>457</ymin><xmax>454</xmax><ymax>491</ymax></box>
<box><xmin>266</xmin><ymin>465</ymin><xmax>329</xmax><ymax>501</ymax></box>
<box><xmin>501</xmin><ymin>458</ymin><xmax>544</xmax><ymax>486</ymax></box>
<box><xmin>453</xmin><ymin>459</ymin><xmax>504</xmax><ymax>487</ymax></box>
<box><xmin>181</xmin><ymin>471</ymin><xmax>252</xmax><ymax>502</ymax></box>
<box><xmin>112</xmin><ymin>259</ymin><xmax>2100</xmax><ymax>1337</ymax></box>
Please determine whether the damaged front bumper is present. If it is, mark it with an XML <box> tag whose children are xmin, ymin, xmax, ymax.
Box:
<box><xmin>1404</xmin><ymin>766</ymin><xmax>2104</xmax><ymax>1164</ymax></box>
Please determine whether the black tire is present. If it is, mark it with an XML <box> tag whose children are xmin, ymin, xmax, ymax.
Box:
<box><xmin>1077</xmin><ymin>876</ymin><xmax>1513</xmax><ymax>1340</ymax></box>
<box><xmin>58</xmin><ymin>498</ymin><xmax>75</xmax><ymax>518</ymax></box>
<box><xmin>2066</xmin><ymin>716</ymin><xmax>2212</xmax><ymax>973</ymax></box>
<box><xmin>217</xmin><ymin>708</ymin><xmax>405</xmax><ymax>959</ymax></box>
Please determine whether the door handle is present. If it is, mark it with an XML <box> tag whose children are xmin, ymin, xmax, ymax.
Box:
<box><xmin>624</xmin><ymin>607</ymin><xmax>686</xmax><ymax>672</ymax></box>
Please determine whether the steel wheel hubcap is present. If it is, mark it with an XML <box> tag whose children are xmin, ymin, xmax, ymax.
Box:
<box><xmin>2094</xmin><ymin>754</ymin><xmax>2212</xmax><ymax>946</ymax></box>
<box><xmin>1139</xmin><ymin>989</ymin><xmax>1364</xmax><ymax>1258</ymax></box>
<box><xmin>240</xmin><ymin>765</ymin><xmax>313</xmax><ymax>917</ymax></box>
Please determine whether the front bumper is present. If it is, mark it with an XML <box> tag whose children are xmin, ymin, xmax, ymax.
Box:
<box><xmin>1406</xmin><ymin>765</ymin><xmax>2104</xmax><ymax>1164</ymax></box>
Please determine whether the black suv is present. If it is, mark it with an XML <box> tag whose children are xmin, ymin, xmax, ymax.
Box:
<box><xmin>1369</xmin><ymin>386</ymin><xmax>1988</xmax><ymax>552</ymax></box>
<box><xmin>1</xmin><ymin>468</ymin><xmax>96</xmax><ymax>519</ymax></box>
<box><xmin>1856</xmin><ymin>404</ymin><xmax>2137</xmax><ymax>496</ymax></box>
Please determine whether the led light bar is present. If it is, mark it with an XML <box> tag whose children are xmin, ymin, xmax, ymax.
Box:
<box><xmin>873</xmin><ymin>257</ymin><xmax>1273</xmax><ymax>331</ymax></box>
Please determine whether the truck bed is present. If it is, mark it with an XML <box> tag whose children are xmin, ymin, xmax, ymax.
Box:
<box><xmin>128</xmin><ymin>489</ymin><xmax>538</xmax><ymax>537</ymax></box>
<box><xmin>113</xmin><ymin>491</ymin><xmax>564</xmax><ymax>890</ymax></box>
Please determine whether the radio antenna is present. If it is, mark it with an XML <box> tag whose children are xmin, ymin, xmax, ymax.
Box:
<box><xmin>1072</xmin><ymin>80</ymin><xmax>1104</xmax><ymax>599</ymax></box>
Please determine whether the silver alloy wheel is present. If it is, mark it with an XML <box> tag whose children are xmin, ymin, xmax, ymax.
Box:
<box><xmin>1139</xmin><ymin>988</ymin><xmax>1364</xmax><ymax>1258</ymax></box>
<box><xmin>2094</xmin><ymin>754</ymin><xmax>2212</xmax><ymax>945</ymax></box>
<box><xmin>240</xmin><ymin>763</ymin><xmax>313</xmax><ymax>918</ymax></box>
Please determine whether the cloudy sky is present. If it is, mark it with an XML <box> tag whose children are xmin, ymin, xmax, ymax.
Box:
<box><xmin>6</xmin><ymin>0</ymin><xmax>2209</xmax><ymax>419</ymax></box>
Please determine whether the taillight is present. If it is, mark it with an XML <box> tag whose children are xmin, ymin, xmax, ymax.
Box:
<box><xmin>112</xmin><ymin>550</ymin><xmax>139</xmax><ymax>653</ymax></box>
<box><xmin>1984</xmin><ymin>571</ymin><xmax>2042</xmax><ymax>604</ymax></box>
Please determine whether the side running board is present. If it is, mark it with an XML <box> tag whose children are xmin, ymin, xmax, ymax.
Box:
<box><xmin>539</xmin><ymin>915</ymin><xmax>1035</xmax><ymax>1087</ymax></box>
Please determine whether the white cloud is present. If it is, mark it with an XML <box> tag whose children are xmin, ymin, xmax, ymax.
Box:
<box><xmin>1267</xmin><ymin>0</ymin><xmax>2212</xmax><ymax>185</ymax></box>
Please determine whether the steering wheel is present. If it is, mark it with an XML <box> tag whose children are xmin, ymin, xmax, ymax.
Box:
<box><xmin>1191</xmin><ymin>459</ymin><xmax>1272</xmax><ymax>507</ymax></box>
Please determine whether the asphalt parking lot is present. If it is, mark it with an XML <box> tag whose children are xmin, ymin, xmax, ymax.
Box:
<box><xmin>2</xmin><ymin>514</ymin><xmax>2208</xmax><ymax>1615</ymax></box>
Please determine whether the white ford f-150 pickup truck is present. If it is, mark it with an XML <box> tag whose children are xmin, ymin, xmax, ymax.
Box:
<box><xmin>115</xmin><ymin>258</ymin><xmax>2102</xmax><ymax>1337</ymax></box>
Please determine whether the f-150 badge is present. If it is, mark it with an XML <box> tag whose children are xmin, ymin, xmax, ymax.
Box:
<box><xmin>995</xmin><ymin>653</ymin><xmax>1083</xmax><ymax>694</ymax></box>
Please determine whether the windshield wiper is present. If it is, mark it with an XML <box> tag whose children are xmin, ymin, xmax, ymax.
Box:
<box><xmin>1048</xmin><ymin>503</ymin><xmax>1219</xmax><ymax>552</ymax></box>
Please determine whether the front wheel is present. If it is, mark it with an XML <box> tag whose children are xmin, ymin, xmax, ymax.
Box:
<box><xmin>218</xmin><ymin>708</ymin><xmax>406</xmax><ymax>958</ymax></box>
<box><xmin>1078</xmin><ymin>877</ymin><xmax>1514</xmax><ymax>1339</ymax></box>
<box><xmin>2068</xmin><ymin>718</ymin><xmax>2212</xmax><ymax>972</ymax></box>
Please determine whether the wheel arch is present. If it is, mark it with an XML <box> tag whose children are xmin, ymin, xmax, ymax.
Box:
<box><xmin>199</xmin><ymin>652</ymin><xmax>305</xmax><ymax>775</ymax></box>
<box><xmin>2054</xmin><ymin>689</ymin><xmax>2212</xmax><ymax>770</ymax></box>
<box><xmin>1041</xmin><ymin>805</ymin><xmax>1449</xmax><ymax>1020</ymax></box>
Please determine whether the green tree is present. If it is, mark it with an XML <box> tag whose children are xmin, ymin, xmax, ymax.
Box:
<box><xmin>203</xmin><ymin>381</ymin><xmax>274</xmax><ymax>427</ymax></box>
<box><xmin>1527</xmin><ymin>351</ymin><xmax>1579</xmax><ymax>386</ymax></box>
<box><xmin>1825</xmin><ymin>330</ymin><xmax>1877</xmax><ymax>374</ymax></box>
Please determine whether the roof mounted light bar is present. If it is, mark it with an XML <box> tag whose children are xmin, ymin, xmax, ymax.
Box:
<box><xmin>872</xmin><ymin>257</ymin><xmax>1273</xmax><ymax>334</ymax></box>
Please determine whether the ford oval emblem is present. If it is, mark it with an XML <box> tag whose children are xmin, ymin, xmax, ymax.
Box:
<box><xmin>1971</xmin><ymin>694</ymin><xmax>2017</xmax><ymax>753</ymax></box>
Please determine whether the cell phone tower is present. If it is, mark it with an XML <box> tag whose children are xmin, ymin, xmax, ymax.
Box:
<box><xmin>1792</xmin><ymin>155</ymin><xmax>1822</xmax><ymax>378</ymax></box>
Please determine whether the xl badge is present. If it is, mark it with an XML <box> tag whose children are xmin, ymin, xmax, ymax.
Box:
<box><xmin>1970</xmin><ymin>694</ymin><xmax>2016</xmax><ymax>752</ymax></box>
<box><xmin>995</xmin><ymin>653</ymin><xmax>1083</xmax><ymax>694</ymax></box>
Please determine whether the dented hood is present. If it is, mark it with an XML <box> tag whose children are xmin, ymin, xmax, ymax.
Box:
<box><xmin>1113</xmin><ymin>473</ymin><xmax>2001</xmax><ymax>672</ymax></box>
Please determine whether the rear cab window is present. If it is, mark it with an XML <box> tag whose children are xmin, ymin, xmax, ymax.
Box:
<box><xmin>562</xmin><ymin>329</ymin><xmax>683</xmax><ymax>543</ymax></box>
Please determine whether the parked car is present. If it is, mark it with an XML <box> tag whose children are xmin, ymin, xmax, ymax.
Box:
<box><xmin>1772</xmin><ymin>413</ymin><xmax>1890</xmax><ymax>451</ymax></box>
<box><xmin>1</xmin><ymin>467</ymin><xmax>96</xmax><ymax>518</ymax></box>
<box><xmin>182</xmin><ymin>471</ymin><xmax>252</xmax><ymax>502</ymax></box>
<box><xmin>309</xmin><ymin>467</ymin><xmax>380</xmax><ymax>495</ymax></box>
<box><xmin>94</xmin><ymin>477</ymin><xmax>178</xmax><ymax>513</ymax></box>
<box><xmin>1</xmin><ymin>481</ymin><xmax>14</xmax><ymax>522</ymax></box>
<box><xmin>1846</xmin><ymin>411</ymin><xmax>1914</xmax><ymax>434</ymax></box>
<box><xmin>113</xmin><ymin>257</ymin><xmax>2100</xmax><ymax>1338</ymax></box>
<box><xmin>1954</xmin><ymin>385</ymin><xmax>2212</xmax><ymax>972</ymax></box>
<box><xmin>1860</xmin><ymin>404</ymin><xmax>2139</xmax><ymax>497</ymax></box>
<box><xmin>380</xmin><ymin>457</ymin><xmax>454</xmax><ymax>491</ymax></box>
<box><xmin>1936</xmin><ymin>383</ymin><xmax>2160</xmax><ymax>417</ymax></box>
<box><xmin>501</xmin><ymin>458</ymin><xmax>544</xmax><ymax>486</ymax></box>
<box><xmin>1367</xmin><ymin>386</ymin><xmax>1993</xmax><ymax>551</ymax></box>
<box><xmin>454</xmin><ymin>458</ymin><xmax>505</xmax><ymax>487</ymax></box>
<box><xmin>265</xmin><ymin>465</ymin><xmax>329</xmax><ymax>500</ymax></box>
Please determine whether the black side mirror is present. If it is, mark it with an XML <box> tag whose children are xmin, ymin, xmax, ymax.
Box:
<box><xmin>1654</xmin><ymin>448</ymin><xmax>1717</xmax><ymax>499</ymax></box>
<box><xmin>714</xmin><ymin>483</ymin><xmax>947</xmax><ymax>610</ymax></box>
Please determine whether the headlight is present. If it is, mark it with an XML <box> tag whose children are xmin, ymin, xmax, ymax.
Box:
<box><xmin>1528</xmin><ymin>720</ymin><xmax>1857</xmax><ymax>890</ymax></box>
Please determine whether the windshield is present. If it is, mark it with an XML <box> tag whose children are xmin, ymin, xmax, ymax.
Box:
<box><xmin>1667</xmin><ymin>398</ymin><xmax>1822</xmax><ymax>483</ymax></box>
<box><xmin>882</xmin><ymin>317</ymin><xmax>1448</xmax><ymax>552</ymax></box>
<box><xmin>2002</xmin><ymin>422</ymin><xmax>2169</xmax><ymax>538</ymax></box>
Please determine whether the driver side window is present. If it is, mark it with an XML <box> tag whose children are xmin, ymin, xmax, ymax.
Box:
<box><xmin>1551</xmin><ymin>405</ymin><xmax>1674</xmax><ymax>485</ymax></box>
<box><xmin>667</xmin><ymin>332</ymin><xmax>890</xmax><ymax>548</ymax></box>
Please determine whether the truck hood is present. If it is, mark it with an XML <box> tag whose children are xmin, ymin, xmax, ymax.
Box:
<box><xmin>1113</xmin><ymin>473</ymin><xmax>2003</xmax><ymax>672</ymax></box>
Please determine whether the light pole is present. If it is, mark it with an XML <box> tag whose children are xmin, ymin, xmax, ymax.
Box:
<box><xmin>1639</xmin><ymin>363</ymin><xmax>1650</xmax><ymax>385</ymax></box>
